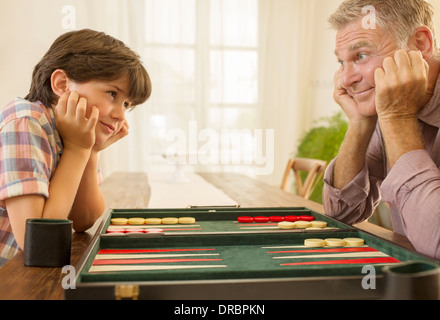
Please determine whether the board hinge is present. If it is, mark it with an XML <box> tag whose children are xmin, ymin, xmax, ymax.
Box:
<box><xmin>115</xmin><ymin>285</ymin><xmax>139</xmax><ymax>300</ymax></box>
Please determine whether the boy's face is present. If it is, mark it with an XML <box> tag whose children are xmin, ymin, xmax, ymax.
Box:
<box><xmin>67</xmin><ymin>76</ymin><xmax>132</xmax><ymax>146</ymax></box>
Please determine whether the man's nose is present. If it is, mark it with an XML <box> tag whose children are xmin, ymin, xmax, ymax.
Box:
<box><xmin>340</xmin><ymin>62</ymin><xmax>362</xmax><ymax>89</ymax></box>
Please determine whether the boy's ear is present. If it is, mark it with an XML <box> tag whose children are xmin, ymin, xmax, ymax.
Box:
<box><xmin>51</xmin><ymin>69</ymin><xmax>71</xmax><ymax>97</ymax></box>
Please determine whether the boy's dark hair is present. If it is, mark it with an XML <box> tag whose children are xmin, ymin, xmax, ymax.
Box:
<box><xmin>25</xmin><ymin>29</ymin><xmax>151</xmax><ymax>108</ymax></box>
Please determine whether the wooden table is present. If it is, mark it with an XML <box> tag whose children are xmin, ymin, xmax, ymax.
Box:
<box><xmin>0</xmin><ymin>172</ymin><xmax>414</xmax><ymax>300</ymax></box>
<box><xmin>0</xmin><ymin>172</ymin><xmax>150</xmax><ymax>300</ymax></box>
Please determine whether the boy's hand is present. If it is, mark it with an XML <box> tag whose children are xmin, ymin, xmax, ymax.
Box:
<box><xmin>93</xmin><ymin>120</ymin><xmax>129</xmax><ymax>152</ymax></box>
<box><xmin>55</xmin><ymin>91</ymin><xmax>99</xmax><ymax>152</ymax></box>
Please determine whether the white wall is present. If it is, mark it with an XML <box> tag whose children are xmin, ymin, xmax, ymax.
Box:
<box><xmin>306</xmin><ymin>0</ymin><xmax>343</xmax><ymax>125</ymax></box>
<box><xmin>0</xmin><ymin>0</ymin><xmax>96</xmax><ymax>106</ymax></box>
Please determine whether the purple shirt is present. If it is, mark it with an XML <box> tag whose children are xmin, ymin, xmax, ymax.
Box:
<box><xmin>323</xmin><ymin>75</ymin><xmax>440</xmax><ymax>260</ymax></box>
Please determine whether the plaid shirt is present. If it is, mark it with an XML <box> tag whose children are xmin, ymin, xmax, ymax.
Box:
<box><xmin>0</xmin><ymin>98</ymin><xmax>63</xmax><ymax>267</ymax></box>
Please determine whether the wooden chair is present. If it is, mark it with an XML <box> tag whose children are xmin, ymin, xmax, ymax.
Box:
<box><xmin>280</xmin><ymin>158</ymin><xmax>327</xmax><ymax>200</ymax></box>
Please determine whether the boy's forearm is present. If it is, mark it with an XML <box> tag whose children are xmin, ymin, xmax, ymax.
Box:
<box><xmin>7</xmin><ymin>148</ymin><xmax>103</xmax><ymax>248</ymax></box>
<box><xmin>42</xmin><ymin>148</ymin><xmax>91</xmax><ymax>220</ymax></box>
<box><xmin>5</xmin><ymin>148</ymin><xmax>90</xmax><ymax>249</ymax></box>
<box><xmin>69</xmin><ymin>151</ymin><xmax>106</xmax><ymax>231</ymax></box>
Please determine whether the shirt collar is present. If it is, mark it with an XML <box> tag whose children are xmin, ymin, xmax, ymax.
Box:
<box><xmin>418</xmin><ymin>74</ymin><xmax>440</xmax><ymax>127</ymax></box>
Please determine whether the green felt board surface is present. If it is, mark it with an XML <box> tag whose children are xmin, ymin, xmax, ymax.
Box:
<box><xmin>78</xmin><ymin>228</ymin><xmax>435</xmax><ymax>284</ymax></box>
<box><xmin>68</xmin><ymin>208</ymin><xmax>440</xmax><ymax>300</ymax></box>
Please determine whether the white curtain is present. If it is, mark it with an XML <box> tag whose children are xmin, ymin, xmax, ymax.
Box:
<box><xmin>86</xmin><ymin>0</ymin><xmax>153</xmax><ymax>178</ymax></box>
<box><xmin>257</xmin><ymin>0</ymin><xmax>317</xmax><ymax>185</ymax></box>
<box><xmin>80</xmin><ymin>0</ymin><xmax>440</xmax><ymax>185</ymax></box>
<box><xmin>92</xmin><ymin>0</ymin><xmax>342</xmax><ymax>185</ymax></box>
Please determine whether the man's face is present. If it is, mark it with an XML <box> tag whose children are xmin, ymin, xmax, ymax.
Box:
<box><xmin>67</xmin><ymin>76</ymin><xmax>132</xmax><ymax>146</ymax></box>
<box><xmin>334</xmin><ymin>19</ymin><xmax>400</xmax><ymax>116</ymax></box>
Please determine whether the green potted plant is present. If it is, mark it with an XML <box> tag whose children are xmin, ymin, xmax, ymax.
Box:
<box><xmin>294</xmin><ymin>112</ymin><xmax>348</xmax><ymax>203</ymax></box>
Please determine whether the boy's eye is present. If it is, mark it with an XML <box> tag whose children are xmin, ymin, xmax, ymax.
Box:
<box><xmin>108</xmin><ymin>91</ymin><xmax>117</xmax><ymax>98</ymax></box>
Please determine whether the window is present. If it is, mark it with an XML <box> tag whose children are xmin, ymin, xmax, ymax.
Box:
<box><xmin>144</xmin><ymin>0</ymin><xmax>259</xmax><ymax>174</ymax></box>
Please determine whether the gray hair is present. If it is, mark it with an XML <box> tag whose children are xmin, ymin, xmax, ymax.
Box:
<box><xmin>328</xmin><ymin>0</ymin><xmax>437</xmax><ymax>52</ymax></box>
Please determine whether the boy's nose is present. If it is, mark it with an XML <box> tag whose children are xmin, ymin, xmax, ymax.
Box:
<box><xmin>110</xmin><ymin>104</ymin><xmax>126</xmax><ymax>120</ymax></box>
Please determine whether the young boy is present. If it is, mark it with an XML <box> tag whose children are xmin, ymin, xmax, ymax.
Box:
<box><xmin>0</xmin><ymin>29</ymin><xmax>152</xmax><ymax>267</ymax></box>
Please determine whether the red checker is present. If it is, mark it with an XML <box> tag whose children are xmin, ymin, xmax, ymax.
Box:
<box><xmin>145</xmin><ymin>228</ymin><xmax>164</xmax><ymax>233</ymax></box>
<box><xmin>269</xmin><ymin>216</ymin><xmax>284</xmax><ymax>222</ymax></box>
<box><xmin>107</xmin><ymin>227</ymin><xmax>126</xmax><ymax>234</ymax></box>
<box><xmin>299</xmin><ymin>215</ymin><xmax>315</xmax><ymax>221</ymax></box>
<box><xmin>237</xmin><ymin>216</ymin><xmax>254</xmax><ymax>223</ymax></box>
<box><xmin>125</xmin><ymin>228</ymin><xmax>145</xmax><ymax>233</ymax></box>
<box><xmin>284</xmin><ymin>215</ymin><xmax>300</xmax><ymax>222</ymax></box>
<box><xmin>106</xmin><ymin>230</ymin><xmax>125</xmax><ymax>234</ymax></box>
<box><xmin>253</xmin><ymin>216</ymin><xmax>269</xmax><ymax>223</ymax></box>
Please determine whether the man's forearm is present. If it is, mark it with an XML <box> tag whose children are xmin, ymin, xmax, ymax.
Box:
<box><xmin>378</xmin><ymin>117</ymin><xmax>425</xmax><ymax>168</ymax></box>
<box><xmin>333</xmin><ymin>119</ymin><xmax>376</xmax><ymax>190</ymax></box>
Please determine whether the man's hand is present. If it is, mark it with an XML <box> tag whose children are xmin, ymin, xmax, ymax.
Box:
<box><xmin>373</xmin><ymin>50</ymin><xmax>428</xmax><ymax>168</ymax></box>
<box><xmin>54</xmin><ymin>91</ymin><xmax>99</xmax><ymax>152</ymax></box>
<box><xmin>334</xmin><ymin>69</ymin><xmax>363</xmax><ymax>120</ymax></box>
<box><xmin>374</xmin><ymin>50</ymin><xmax>429</xmax><ymax>120</ymax></box>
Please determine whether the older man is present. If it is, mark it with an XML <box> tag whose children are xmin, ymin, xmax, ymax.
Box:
<box><xmin>323</xmin><ymin>0</ymin><xmax>440</xmax><ymax>260</ymax></box>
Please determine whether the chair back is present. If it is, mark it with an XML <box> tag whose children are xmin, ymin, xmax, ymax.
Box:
<box><xmin>280</xmin><ymin>158</ymin><xmax>327</xmax><ymax>200</ymax></box>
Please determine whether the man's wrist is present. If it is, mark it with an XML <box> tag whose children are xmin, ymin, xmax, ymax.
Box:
<box><xmin>378</xmin><ymin>116</ymin><xmax>424</xmax><ymax>167</ymax></box>
<box><xmin>346</xmin><ymin>116</ymin><xmax>377</xmax><ymax>139</ymax></box>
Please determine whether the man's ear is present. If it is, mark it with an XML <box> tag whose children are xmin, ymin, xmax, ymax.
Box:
<box><xmin>51</xmin><ymin>69</ymin><xmax>71</xmax><ymax>97</ymax></box>
<box><xmin>409</xmin><ymin>26</ymin><xmax>434</xmax><ymax>60</ymax></box>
